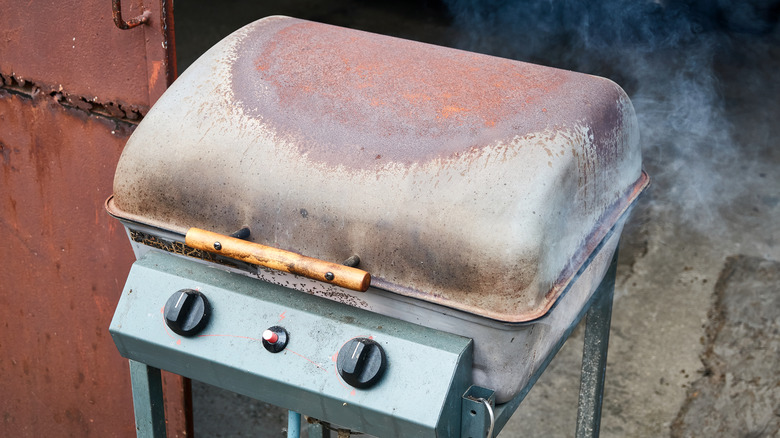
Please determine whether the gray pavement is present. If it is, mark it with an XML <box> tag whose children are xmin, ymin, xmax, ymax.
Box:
<box><xmin>671</xmin><ymin>256</ymin><xmax>780</xmax><ymax>436</ymax></box>
<box><xmin>180</xmin><ymin>1</ymin><xmax>780</xmax><ymax>436</ymax></box>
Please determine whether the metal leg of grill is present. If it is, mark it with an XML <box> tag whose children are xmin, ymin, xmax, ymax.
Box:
<box><xmin>129</xmin><ymin>360</ymin><xmax>167</xmax><ymax>438</ymax></box>
<box><xmin>287</xmin><ymin>411</ymin><xmax>302</xmax><ymax>438</ymax></box>
<box><xmin>575</xmin><ymin>249</ymin><xmax>617</xmax><ymax>438</ymax></box>
<box><xmin>307</xmin><ymin>420</ymin><xmax>330</xmax><ymax>438</ymax></box>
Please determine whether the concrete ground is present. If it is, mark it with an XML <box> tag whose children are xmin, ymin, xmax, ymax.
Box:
<box><xmin>175</xmin><ymin>1</ymin><xmax>780</xmax><ymax>436</ymax></box>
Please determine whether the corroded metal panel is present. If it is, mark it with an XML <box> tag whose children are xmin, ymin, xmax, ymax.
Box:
<box><xmin>0</xmin><ymin>91</ymin><xmax>187</xmax><ymax>436</ymax></box>
<box><xmin>0</xmin><ymin>0</ymin><xmax>175</xmax><ymax>115</ymax></box>
<box><xmin>110</xmin><ymin>16</ymin><xmax>648</xmax><ymax>323</ymax></box>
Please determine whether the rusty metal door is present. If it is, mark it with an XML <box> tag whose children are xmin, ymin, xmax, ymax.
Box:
<box><xmin>0</xmin><ymin>1</ymin><xmax>189</xmax><ymax>436</ymax></box>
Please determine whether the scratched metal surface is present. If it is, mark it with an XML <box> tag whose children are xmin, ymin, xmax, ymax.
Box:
<box><xmin>112</xmin><ymin>16</ymin><xmax>647</xmax><ymax>322</ymax></box>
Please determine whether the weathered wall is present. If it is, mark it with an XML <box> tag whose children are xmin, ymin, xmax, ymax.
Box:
<box><xmin>0</xmin><ymin>0</ymin><xmax>186</xmax><ymax>435</ymax></box>
<box><xmin>0</xmin><ymin>89</ymin><xmax>187</xmax><ymax>437</ymax></box>
<box><xmin>0</xmin><ymin>0</ymin><xmax>174</xmax><ymax>116</ymax></box>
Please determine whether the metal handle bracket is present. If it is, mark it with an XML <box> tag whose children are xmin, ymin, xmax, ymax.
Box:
<box><xmin>112</xmin><ymin>0</ymin><xmax>151</xmax><ymax>30</ymax></box>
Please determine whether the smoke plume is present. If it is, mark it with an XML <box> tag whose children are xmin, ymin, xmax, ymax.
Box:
<box><xmin>441</xmin><ymin>0</ymin><xmax>779</xmax><ymax>234</ymax></box>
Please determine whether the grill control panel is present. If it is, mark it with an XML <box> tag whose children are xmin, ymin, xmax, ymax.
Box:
<box><xmin>110</xmin><ymin>252</ymin><xmax>473</xmax><ymax>437</ymax></box>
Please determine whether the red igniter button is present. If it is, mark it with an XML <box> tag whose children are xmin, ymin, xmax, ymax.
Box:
<box><xmin>262</xmin><ymin>326</ymin><xmax>288</xmax><ymax>353</ymax></box>
<box><xmin>262</xmin><ymin>329</ymin><xmax>279</xmax><ymax>344</ymax></box>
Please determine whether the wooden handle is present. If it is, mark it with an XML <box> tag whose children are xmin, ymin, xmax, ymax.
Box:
<box><xmin>185</xmin><ymin>228</ymin><xmax>371</xmax><ymax>292</ymax></box>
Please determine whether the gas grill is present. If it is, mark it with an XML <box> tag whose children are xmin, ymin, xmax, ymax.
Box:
<box><xmin>107</xmin><ymin>16</ymin><xmax>649</xmax><ymax>437</ymax></box>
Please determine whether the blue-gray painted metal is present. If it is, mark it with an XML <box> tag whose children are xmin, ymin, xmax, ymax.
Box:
<box><xmin>129</xmin><ymin>360</ymin><xmax>166</xmax><ymax>438</ymax></box>
<box><xmin>575</xmin><ymin>249</ymin><xmax>617</xmax><ymax>438</ymax></box>
<box><xmin>306</xmin><ymin>420</ymin><xmax>329</xmax><ymax>438</ymax></box>
<box><xmin>461</xmin><ymin>386</ymin><xmax>495</xmax><ymax>438</ymax></box>
<box><xmin>306</xmin><ymin>418</ymin><xmax>330</xmax><ymax>438</ymax></box>
<box><xmin>110</xmin><ymin>251</ymin><xmax>473</xmax><ymax>437</ymax></box>
<box><xmin>287</xmin><ymin>411</ymin><xmax>301</xmax><ymax>438</ymax></box>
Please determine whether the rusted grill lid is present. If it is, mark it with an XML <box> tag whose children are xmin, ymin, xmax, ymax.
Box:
<box><xmin>110</xmin><ymin>16</ymin><xmax>648</xmax><ymax>323</ymax></box>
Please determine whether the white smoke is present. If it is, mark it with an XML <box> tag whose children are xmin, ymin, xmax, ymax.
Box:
<box><xmin>440</xmin><ymin>0</ymin><xmax>777</xmax><ymax>233</ymax></box>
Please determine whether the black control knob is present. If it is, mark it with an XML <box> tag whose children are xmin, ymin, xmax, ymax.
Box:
<box><xmin>164</xmin><ymin>289</ymin><xmax>210</xmax><ymax>337</ymax></box>
<box><xmin>337</xmin><ymin>338</ymin><xmax>387</xmax><ymax>389</ymax></box>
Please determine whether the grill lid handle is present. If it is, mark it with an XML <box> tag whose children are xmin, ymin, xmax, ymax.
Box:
<box><xmin>185</xmin><ymin>227</ymin><xmax>371</xmax><ymax>292</ymax></box>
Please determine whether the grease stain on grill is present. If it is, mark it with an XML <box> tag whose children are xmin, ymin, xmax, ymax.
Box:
<box><xmin>315</xmin><ymin>290</ymin><xmax>368</xmax><ymax>309</ymax></box>
<box><xmin>129</xmin><ymin>230</ymin><xmax>240</xmax><ymax>269</ymax></box>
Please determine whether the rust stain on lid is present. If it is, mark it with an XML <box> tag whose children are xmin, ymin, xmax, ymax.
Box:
<box><xmin>232</xmin><ymin>18</ymin><xmax>618</xmax><ymax>169</ymax></box>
